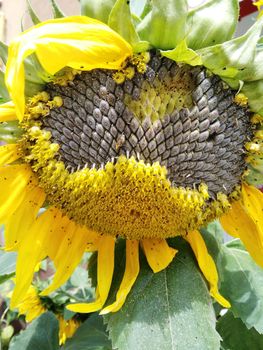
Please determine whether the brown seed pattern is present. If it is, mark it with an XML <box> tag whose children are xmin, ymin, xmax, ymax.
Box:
<box><xmin>42</xmin><ymin>52</ymin><xmax>252</xmax><ymax>197</ymax></box>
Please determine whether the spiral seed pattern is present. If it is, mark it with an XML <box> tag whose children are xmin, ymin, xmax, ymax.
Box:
<box><xmin>43</xmin><ymin>52</ymin><xmax>252</xmax><ymax>197</ymax></box>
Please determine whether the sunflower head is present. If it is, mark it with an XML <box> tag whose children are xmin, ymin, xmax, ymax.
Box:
<box><xmin>0</xmin><ymin>0</ymin><xmax>262</xmax><ymax>320</ymax></box>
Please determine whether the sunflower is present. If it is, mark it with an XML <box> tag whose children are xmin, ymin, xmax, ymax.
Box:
<box><xmin>15</xmin><ymin>285</ymin><xmax>46</xmax><ymax>323</ymax></box>
<box><xmin>0</xmin><ymin>0</ymin><xmax>263</xmax><ymax>315</ymax></box>
<box><xmin>14</xmin><ymin>284</ymin><xmax>79</xmax><ymax>344</ymax></box>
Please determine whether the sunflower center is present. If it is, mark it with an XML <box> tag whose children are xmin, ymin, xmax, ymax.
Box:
<box><xmin>43</xmin><ymin>52</ymin><xmax>251</xmax><ymax>198</ymax></box>
<box><xmin>23</xmin><ymin>52</ymin><xmax>253</xmax><ymax>239</ymax></box>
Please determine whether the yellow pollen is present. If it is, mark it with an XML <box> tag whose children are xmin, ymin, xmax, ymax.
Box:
<box><xmin>245</xmin><ymin>141</ymin><xmax>261</xmax><ymax>153</ymax></box>
<box><xmin>251</xmin><ymin>113</ymin><xmax>263</xmax><ymax>124</ymax></box>
<box><xmin>24</xmin><ymin>93</ymin><xmax>64</xmax><ymax>120</ymax></box>
<box><xmin>112</xmin><ymin>53</ymin><xmax>148</xmax><ymax>84</ymax></box>
<box><xmin>47</xmin><ymin>96</ymin><xmax>63</xmax><ymax>108</ymax></box>
<box><xmin>123</xmin><ymin>66</ymin><xmax>135</xmax><ymax>80</ymax></box>
<box><xmin>53</xmin><ymin>68</ymin><xmax>81</xmax><ymax>86</ymax></box>
<box><xmin>234</xmin><ymin>93</ymin><xmax>248</xmax><ymax>106</ymax></box>
<box><xmin>112</xmin><ymin>71</ymin><xmax>126</xmax><ymax>84</ymax></box>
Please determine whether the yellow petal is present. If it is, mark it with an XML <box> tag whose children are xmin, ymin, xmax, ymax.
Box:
<box><xmin>0</xmin><ymin>144</ymin><xmax>22</xmax><ymax>166</ymax></box>
<box><xmin>41</xmin><ymin>224</ymin><xmax>99</xmax><ymax>296</ymax></box>
<box><xmin>242</xmin><ymin>183</ymin><xmax>263</xmax><ymax>227</ymax></box>
<box><xmin>141</xmin><ymin>238</ymin><xmax>177</xmax><ymax>273</ymax></box>
<box><xmin>220</xmin><ymin>199</ymin><xmax>263</xmax><ymax>267</ymax></box>
<box><xmin>101</xmin><ymin>240</ymin><xmax>139</xmax><ymax>314</ymax></box>
<box><xmin>67</xmin><ymin>235</ymin><xmax>115</xmax><ymax>313</ymax></box>
<box><xmin>0</xmin><ymin>164</ymin><xmax>35</xmax><ymax>223</ymax></box>
<box><xmin>5</xmin><ymin>185</ymin><xmax>46</xmax><ymax>251</ymax></box>
<box><xmin>6</xmin><ymin>16</ymin><xmax>132</xmax><ymax>121</ymax></box>
<box><xmin>11</xmin><ymin>207</ymin><xmax>59</xmax><ymax>308</ymax></box>
<box><xmin>58</xmin><ymin>316</ymin><xmax>79</xmax><ymax>345</ymax></box>
<box><xmin>42</xmin><ymin>208</ymin><xmax>65</xmax><ymax>260</ymax></box>
<box><xmin>0</xmin><ymin>101</ymin><xmax>18</xmax><ymax>122</ymax></box>
<box><xmin>185</xmin><ymin>230</ymin><xmax>230</xmax><ymax>308</ymax></box>
<box><xmin>25</xmin><ymin>305</ymin><xmax>46</xmax><ymax>323</ymax></box>
<box><xmin>85</xmin><ymin>229</ymin><xmax>101</xmax><ymax>252</ymax></box>
<box><xmin>17</xmin><ymin>286</ymin><xmax>46</xmax><ymax>322</ymax></box>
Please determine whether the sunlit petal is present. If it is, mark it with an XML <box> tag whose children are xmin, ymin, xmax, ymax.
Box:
<box><xmin>5</xmin><ymin>185</ymin><xmax>46</xmax><ymax>251</ymax></box>
<box><xmin>6</xmin><ymin>16</ymin><xmax>132</xmax><ymax>121</ymax></box>
<box><xmin>0</xmin><ymin>101</ymin><xmax>18</xmax><ymax>122</ymax></box>
<box><xmin>101</xmin><ymin>240</ymin><xmax>139</xmax><ymax>314</ymax></box>
<box><xmin>242</xmin><ymin>183</ymin><xmax>263</xmax><ymax>226</ymax></box>
<box><xmin>0</xmin><ymin>144</ymin><xmax>22</xmax><ymax>166</ymax></box>
<box><xmin>220</xmin><ymin>200</ymin><xmax>263</xmax><ymax>267</ymax></box>
<box><xmin>41</xmin><ymin>225</ymin><xmax>100</xmax><ymax>296</ymax></box>
<box><xmin>141</xmin><ymin>238</ymin><xmax>177</xmax><ymax>273</ymax></box>
<box><xmin>67</xmin><ymin>235</ymin><xmax>115</xmax><ymax>313</ymax></box>
<box><xmin>185</xmin><ymin>230</ymin><xmax>230</xmax><ymax>308</ymax></box>
<box><xmin>11</xmin><ymin>207</ymin><xmax>60</xmax><ymax>308</ymax></box>
<box><xmin>0</xmin><ymin>164</ymin><xmax>35</xmax><ymax>223</ymax></box>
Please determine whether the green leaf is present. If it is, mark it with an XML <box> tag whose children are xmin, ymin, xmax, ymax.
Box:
<box><xmin>25</xmin><ymin>80</ymin><xmax>45</xmax><ymax>98</ymax></box>
<box><xmin>201</xmin><ymin>222</ymin><xmax>263</xmax><ymax>334</ymax></box>
<box><xmin>49</xmin><ymin>0</ymin><xmax>65</xmax><ymax>19</ymax></box>
<box><xmin>136</xmin><ymin>0</ymin><xmax>188</xmax><ymax>50</ymax></box>
<box><xmin>62</xmin><ymin>314</ymin><xmax>111</xmax><ymax>350</ymax></box>
<box><xmin>235</xmin><ymin>44</ymin><xmax>263</xmax><ymax>81</ymax></box>
<box><xmin>80</xmin><ymin>0</ymin><xmax>116</xmax><ymax>24</ymax></box>
<box><xmin>23</xmin><ymin>54</ymin><xmax>49</xmax><ymax>97</ymax></box>
<box><xmin>217</xmin><ymin>311</ymin><xmax>263</xmax><ymax>349</ymax></box>
<box><xmin>242</xmin><ymin>79</ymin><xmax>263</xmax><ymax>115</ymax></box>
<box><xmin>108</xmin><ymin>0</ymin><xmax>141</xmax><ymax>48</ymax></box>
<box><xmin>9</xmin><ymin>312</ymin><xmax>59</xmax><ymax>350</ymax></box>
<box><xmin>197</xmin><ymin>16</ymin><xmax>263</xmax><ymax>79</ymax></box>
<box><xmin>132</xmin><ymin>41</ymin><xmax>151</xmax><ymax>53</ymax></box>
<box><xmin>0</xmin><ymin>272</ymin><xmax>15</xmax><ymax>285</ymax></box>
<box><xmin>26</xmin><ymin>0</ymin><xmax>41</xmax><ymax>25</ymax></box>
<box><xmin>105</xmin><ymin>238</ymin><xmax>220</xmax><ymax>350</ymax></box>
<box><xmin>0</xmin><ymin>41</ymin><xmax>8</xmax><ymax>65</ymax></box>
<box><xmin>186</xmin><ymin>0</ymin><xmax>239</xmax><ymax>50</ymax></box>
<box><xmin>0</xmin><ymin>250</ymin><xmax>17</xmax><ymax>275</ymax></box>
<box><xmin>245</xmin><ymin>165</ymin><xmax>263</xmax><ymax>186</ymax></box>
<box><xmin>0</xmin><ymin>70</ymin><xmax>10</xmax><ymax>101</ymax></box>
<box><xmin>0</xmin><ymin>121</ymin><xmax>24</xmax><ymax>143</ymax></box>
<box><xmin>161</xmin><ymin>40</ymin><xmax>202</xmax><ymax>66</ymax></box>
<box><xmin>24</xmin><ymin>54</ymin><xmax>52</xmax><ymax>84</ymax></box>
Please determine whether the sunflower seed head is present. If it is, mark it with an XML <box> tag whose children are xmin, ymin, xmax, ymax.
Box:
<box><xmin>43</xmin><ymin>52</ymin><xmax>252</xmax><ymax>197</ymax></box>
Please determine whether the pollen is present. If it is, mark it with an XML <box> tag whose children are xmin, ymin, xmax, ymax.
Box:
<box><xmin>24</xmin><ymin>92</ymin><xmax>63</xmax><ymax>120</ymax></box>
<box><xmin>234</xmin><ymin>93</ymin><xmax>248</xmax><ymax>106</ymax></box>
<box><xmin>53</xmin><ymin>67</ymin><xmax>81</xmax><ymax>86</ymax></box>
<box><xmin>113</xmin><ymin>71</ymin><xmax>126</xmax><ymax>84</ymax></box>
<box><xmin>251</xmin><ymin>113</ymin><xmax>263</xmax><ymax>124</ymax></box>
<box><xmin>245</xmin><ymin>141</ymin><xmax>261</xmax><ymax>153</ymax></box>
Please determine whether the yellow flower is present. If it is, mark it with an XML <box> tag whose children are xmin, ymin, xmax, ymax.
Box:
<box><xmin>1</xmin><ymin>5</ymin><xmax>263</xmax><ymax>317</ymax></box>
<box><xmin>16</xmin><ymin>285</ymin><xmax>46</xmax><ymax>323</ymax></box>
<box><xmin>15</xmin><ymin>285</ymin><xmax>79</xmax><ymax>345</ymax></box>
<box><xmin>58</xmin><ymin>316</ymin><xmax>80</xmax><ymax>345</ymax></box>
